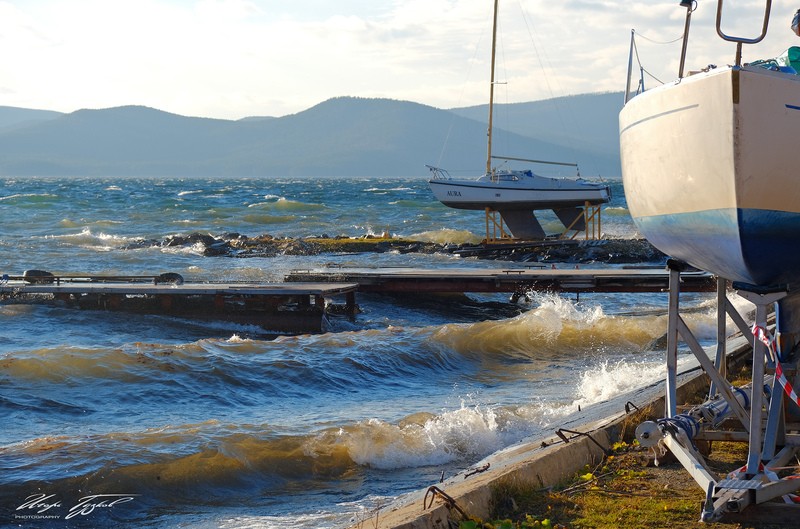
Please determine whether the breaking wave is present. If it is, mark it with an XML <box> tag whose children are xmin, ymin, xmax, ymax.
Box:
<box><xmin>410</xmin><ymin>229</ymin><xmax>482</xmax><ymax>245</ymax></box>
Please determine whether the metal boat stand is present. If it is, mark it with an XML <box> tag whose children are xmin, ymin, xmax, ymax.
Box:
<box><xmin>635</xmin><ymin>259</ymin><xmax>800</xmax><ymax>522</ymax></box>
<box><xmin>481</xmin><ymin>202</ymin><xmax>604</xmax><ymax>244</ymax></box>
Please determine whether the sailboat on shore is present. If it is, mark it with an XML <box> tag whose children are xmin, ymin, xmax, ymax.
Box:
<box><xmin>619</xmin><ymin>0</ymin><xmax>800</xmax><ymax>287</ymax></box>
<box><xmin>427</xmin><ymin>0</ymin><xmax>611</xmax><ymax>241</ymax></box>
<box><xmin>619</xmin><ymin>3</ymin><xmax>800</xmax><ymax>522</ymax></box>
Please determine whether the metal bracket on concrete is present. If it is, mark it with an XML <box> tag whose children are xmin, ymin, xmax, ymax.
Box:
<box><xmin>555</xmin><ymin>428</ymin><xmax>612</xmax><ymax>456</ymax></box>
<box><xmin>423</xmin><ymin>486</ymin><xmax>468</xmax><ymax>519</ymax></box>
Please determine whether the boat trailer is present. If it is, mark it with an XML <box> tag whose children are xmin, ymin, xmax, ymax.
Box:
<box><xmin>636</xmin><ymin>259</ymin><xmax>800</xmax><ymax>522</ymax></box>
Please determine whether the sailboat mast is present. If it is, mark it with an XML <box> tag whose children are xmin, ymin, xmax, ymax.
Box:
<box><xmin>486</xmin><ymin>0</ymin><xmax>499</xmax><ymax>176</ymax></box>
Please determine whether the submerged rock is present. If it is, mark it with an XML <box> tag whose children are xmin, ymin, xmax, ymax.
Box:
<box><xmin>540</xmin><ymin>239</ymin><xmax>667</xmax><ymax>264</ymax></box>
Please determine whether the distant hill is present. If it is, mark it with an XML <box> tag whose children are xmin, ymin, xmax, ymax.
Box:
<box><xmin>0</xmin><ymin>94</ymin><xmax>622</xmax><ymax>177</ymax></box>
<box><xmin>0</xmin><ymin>106</ymin><xmax>63</xmax><ymax>132</ymax></box>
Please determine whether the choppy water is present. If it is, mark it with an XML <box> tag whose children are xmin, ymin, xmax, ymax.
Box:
<box><xmin>0</xmin><ymin>176</ymin><xmax>733</xmax><ymax>528</ymax></box>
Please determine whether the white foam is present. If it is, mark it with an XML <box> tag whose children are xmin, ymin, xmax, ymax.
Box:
<box><xmin>226</xmin><ymin>334</ymin><xmax>253</xmax><ymax>343</ymax></box>
<box><xmin>573</xmin><ymin>359</ymin><xmax>665</xmax><ymax>408</ymax></box>
<box><xmin>365</xmin><ymin>186</ymin><xmax>412</xmax><ymax>192</ymax></box>
<box><xmin>0</xmin><ymin>193</ymin><xmax>57</xmax><ymax>201</ymax></box>
<box><xmin>409</xmin><ymin>229</ymin><xmax>482</xmax><ymax>245</ymax></box>
<box><xmin>522</xmin><ymin>292</ymin><xmax>606</xmax><ymax>326</ymax></box>
<box><xmin>339</xmin><ymin>401</ymin><xmax>537</xmax><ymax>470</ymax></box>
<box><xmin>216</xmin><ymin>512</ymin><xmax>341</xmax><ymax>529</ymax></box>
<box><xmin>43</xmin><ymin>227</ymin><xmax>142</xmax><ymax>250</ymax></box>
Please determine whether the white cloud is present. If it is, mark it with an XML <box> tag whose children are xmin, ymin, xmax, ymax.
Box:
<box><xmin>0</xmin><ymin>0</ymin><xmax>797</xmax><ymax>118</ymax></box>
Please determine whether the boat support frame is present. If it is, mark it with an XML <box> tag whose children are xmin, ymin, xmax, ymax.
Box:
<box><xmin>482</xmin><ymin>202</ymin><xmax>602</xmax><ymax>244</ymax></box>
<box><xmin>639</xmin><ymin>260</ymin><xmax>800</xmax><ymax>522</ymax></box>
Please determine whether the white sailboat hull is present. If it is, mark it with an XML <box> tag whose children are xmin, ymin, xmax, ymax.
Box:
<box><xmin>620</xmin><ymin>65</ymin><xmax>800</xmax><ymax>286</ymax></box>
<box><xmin>428</xmin><ymin>176</ymin><xmax>611</xmax><ymax>211</ymax></box>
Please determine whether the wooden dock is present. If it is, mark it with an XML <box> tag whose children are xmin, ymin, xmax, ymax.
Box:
<box><xmin>284</xmin><ymin>266</ymin><xmax>717</xmax><ymax>295</ymax></box>
<box><xmin>0</xmin><ymin>267</ymin><xmax>717</xmax><ymax>334</ymax></box>
<box><xmin>0</xmin><ymin>273</ymin><xmax>358</xmax><ymax>334</ymax></box>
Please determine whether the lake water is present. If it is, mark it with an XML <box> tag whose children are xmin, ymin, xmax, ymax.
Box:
<box><xmin>0</xmin><ymin>176</ymin><xmax>725</xmax><ymax>528</ymax></box>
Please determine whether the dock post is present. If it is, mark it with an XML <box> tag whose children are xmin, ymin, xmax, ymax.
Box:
<box><xmin>106</xmin><ymin>294</ymin><xmax>123</xmax><ymax>310</ymax></box>
<box><xmin>55</xmin><ymin>293</ymin><xmax>71</xmax><ymax>304</ymax></box>
<box><xmin>160</xmin><ymin>295</ymin><xmax>173</xmax><ymax>311</ymax></box>
<box><xmin>345</xmin><ymin>291</ymin><xmax>356</xmax><ymax>316</ymax></box>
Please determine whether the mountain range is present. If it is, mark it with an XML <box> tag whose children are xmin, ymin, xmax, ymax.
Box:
<box><xmin>0</xmin><ymin>92</ymin><xmax>623</xmax><ymax>178</ymax></box>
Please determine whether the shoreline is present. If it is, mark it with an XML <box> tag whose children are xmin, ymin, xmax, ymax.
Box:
<box><xmin>353</xmin><ymin>333</ymin><xmax>753</xmax><ymax>529</ymax></box>
<box><xmin>123</xmin><ymin>232</ymin><xmax>666</xmax><ymax>265</ymax></box>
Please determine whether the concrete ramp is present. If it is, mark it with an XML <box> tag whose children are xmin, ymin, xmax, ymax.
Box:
<box><xmin>498</xmin><ymin>210</ymin><xmax>546</xmax><ymax>240</ymax></box>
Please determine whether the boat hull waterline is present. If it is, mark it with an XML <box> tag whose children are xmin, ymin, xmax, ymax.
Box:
<box><xmin>428</xmin><ymin>176</ymin><xmax>611</xmax><ymax>211</ymax></box>
<box><xmin>619</xmin><ymin>65</ymin><xmax>800</xmax><ymax>286</ymax></box>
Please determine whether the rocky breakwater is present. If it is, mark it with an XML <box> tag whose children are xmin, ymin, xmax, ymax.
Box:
<box><xmin>123</xmin><ymin>233</ymin><xmax>667</xmax><ymax>265</ymax></box>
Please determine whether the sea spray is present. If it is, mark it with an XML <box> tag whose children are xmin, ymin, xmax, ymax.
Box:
<box><xmin>43</xmin><ymin>227</ymin><xmax>143</xmax><ymax>251</ymax></box>
<box><xmin>572</xmin><ymin>359</ymin><xmax>667</xmax><ymax>409</ymax></box>
<box><xmin>338</xmin><ymin>402</ymin><xmax>530</xmax><ymax>470</ymax></box>
<box><xmin>409</xmin><ymin>229</ymin><xmax>482</xmax><ymax>245</ymax></box>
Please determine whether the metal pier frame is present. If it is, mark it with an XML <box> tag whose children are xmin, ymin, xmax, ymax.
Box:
<box><xmin>646</xmin><ymin>260</ymin><xmax>800</xmax><ymax>522</ymax></box>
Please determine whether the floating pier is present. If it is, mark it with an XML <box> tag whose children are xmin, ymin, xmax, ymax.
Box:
<box><xmin>1</xmin><ymin>267</ymin><xmax>717</xmax><ymax>334</ymax></box>
<box><xmin>0</xmin><ymin>272</ymin><xmax>358</xmax><ymax>334</ymax></box>
<box><xmin>285</xmin><ymin>266</ymin><xmax>717</xmax><ymax>296</ymax></box>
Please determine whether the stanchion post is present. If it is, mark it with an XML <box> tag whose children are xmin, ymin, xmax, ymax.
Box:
<box><xmin>665</xmin><ymin>260</ymin><xmax>683</xmax><ymax>418</ymax></box>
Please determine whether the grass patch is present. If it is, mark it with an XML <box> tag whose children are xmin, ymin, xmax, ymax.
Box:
<box><xmin>482</xmin><ymin>441</ymin><xmax>716</xmax><ymax>528</ymax></box>
<box><xmin>472</xmin><ymin>359</ymin><xmax>791</xmax><ymax>529</ymax></box>
<box><xmin>472</xmin><ymin>439</ymin><xmax>787</xmax><ymax>528</ymax></box>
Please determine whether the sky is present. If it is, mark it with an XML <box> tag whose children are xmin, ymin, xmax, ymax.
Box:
<box><xmin>0</xmin><ymin>0</ymin><xmax>798</xmax><ymax>120</ymax></box>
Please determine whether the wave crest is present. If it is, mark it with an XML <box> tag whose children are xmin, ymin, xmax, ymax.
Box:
<box><xmin>409</xmin><ymin>229</ymin><xmax>482</xmax><ymax>245</ymax></box>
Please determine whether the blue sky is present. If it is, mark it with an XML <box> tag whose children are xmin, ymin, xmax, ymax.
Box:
<box><xmin>0</xmin><ymin>0</ymin><xmax>797</xmax><ymax>119</ymax></box>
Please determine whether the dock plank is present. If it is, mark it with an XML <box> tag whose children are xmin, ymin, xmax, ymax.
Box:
<box><xmin>285</xmin><ymin>267</ymin><xmax>716</xmax><ymax>294</ymax></box>
<box><xmin>0</xmin><ymin>281</ymin><xmax>359</xmax><ymax>296</ymax></box>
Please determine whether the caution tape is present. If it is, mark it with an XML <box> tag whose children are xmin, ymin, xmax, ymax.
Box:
<box><xmin>732</xmin><ymin>325</ymin><xmax>800</xmax><ymax>503</ymax></box>
<box><xmin>752</xmin><ymin>324</ymin><xmax>800</xmax><ymax>408</ymax></box>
